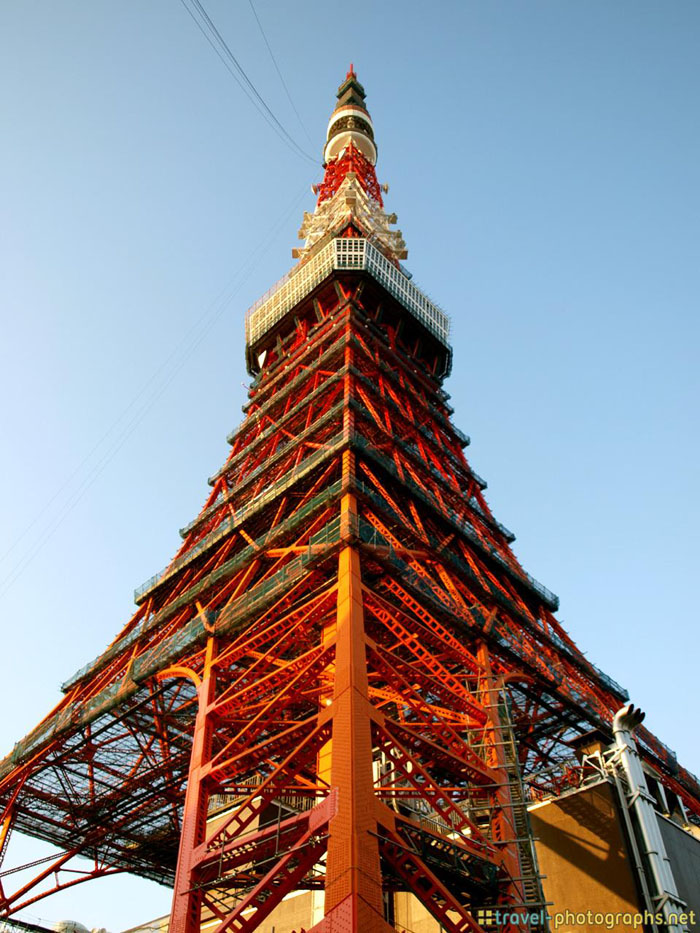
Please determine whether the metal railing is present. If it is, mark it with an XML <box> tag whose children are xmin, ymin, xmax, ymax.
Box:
<box><xmin>351</xmin><ymin>366</ymin><xmax>469</xmax><ymax>479</ymax></box>
<box><xmin>238</xmin><ymin>312</ymin><xmax>349</xmax><ymax>421</ymax></box>
<box><xmin>245</xmin><ymin>237</ymin><xmax>451</xmax><ymax>350</ymax></box>
<box><xmin>589</xmin><ymin>664</ymin><xmax>629</xmax><ymax>701</ymax></box>
<box><xmin>523</xmin><ymin>571</ymin><xmax>559</xmax><ymax>612</ymax></box>
<box><xmin>223</xmin><ymin>356</ymin><xmax>346</xmax><ymax>453</ymax></box>
<box><xmin>209</xmin><ymin>398</ymin><xmax>344</xmax><ymax>491</ymax></box>
<box><xmin>134</xmin><ymin>430</ymin><xmax>346</xmax><ymax>604</ymax></box>
<box><xmin>16</xmin><ymin>521</ymin><xmax>345</xmax><ymax>774</ymax></box>
<box><xmin>469</xmin><ymin>496</ymin><xmax>515</xmax><ymax>543</ymax></box>
<box><xmin>355</xmin><ymin>472</ymin><xmax>590</xmax><ymax>710</ymax></box>
<box><xmin>0</xmin><ymin>919</ymin><xmax>57</xmax><ymax>933</ymax></box>
<box><xmin>62</xmin><ymin>481</ymin><xmax>344</xmax><ymax>693</ymax></box>
<box><xmin>470</xmin><ymin>469</ymin><xmax>487</xmax><ymax>490</ymax></box>
<box><xmin>352</xmin><ymin>419</ymin><xmax>559</xmax><ymax>612</ymax></box>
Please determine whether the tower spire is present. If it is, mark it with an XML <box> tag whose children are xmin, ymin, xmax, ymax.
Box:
<box><xmin>294</xmin><ymin>68</ymin><xmax>407</xmax><ymax>263</ymax></box>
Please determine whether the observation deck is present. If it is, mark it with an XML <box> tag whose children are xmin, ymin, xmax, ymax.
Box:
<box><xmin>245</xmin><ymin>237</ymin><xmax>452</xmax><ymax>375</ymax></box>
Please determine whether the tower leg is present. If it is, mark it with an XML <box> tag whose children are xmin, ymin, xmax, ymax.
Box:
<box><xmin>0</xmin><ymin>808</ymin><xmax>14</xmax><ymax>910</ymax></box>
<box><xmin>318</xmin><ymin>493</ymin><xmax>391</xmax><ymax>932</ymax></box>
<box><xmin>477</xmin><ymin>643</ymin><xmax>531</xmax><ymax>918</ymax></box>
<box><xmin>169</xmin><ymin>640</ymin><xmax>217</xmax><ymax>933</ymax></box>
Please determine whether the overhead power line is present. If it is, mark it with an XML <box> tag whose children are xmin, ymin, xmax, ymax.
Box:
<box><xmin>178</xmin><ymin>0</ymin><xmax>317</xmax><ymax>165</ymax></box>
<box><xmin>247</xmin><ymin>0</ymin><xmax>314</xmax><ymax>147</ymax></box>
<box><xmin>0</xmin><ymin>184</ymin><xmax>309</xmax><ymax>599</ymax></box>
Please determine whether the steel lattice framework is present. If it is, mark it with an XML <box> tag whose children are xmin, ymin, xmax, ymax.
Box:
<box><xmin>1</xmin><ymin>69</ymin><xmax>699</xmax><ymax>933</ymax></box>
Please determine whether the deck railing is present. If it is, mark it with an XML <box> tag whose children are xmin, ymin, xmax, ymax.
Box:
<box><xmin>245</xmin><ymin>237</ymin><xmax>451</xmax><ymax>349</ymax></box>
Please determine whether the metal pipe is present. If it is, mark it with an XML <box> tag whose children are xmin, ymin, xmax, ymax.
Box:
<box><xmin>609</xmin><ymin>763</ymin><xmax>659</xmax><ymax>931</ymax></box>
<box><xmin>612</xmin><ymin>704</ymin><xmax>687</xmax><ymax>931</ymax></box>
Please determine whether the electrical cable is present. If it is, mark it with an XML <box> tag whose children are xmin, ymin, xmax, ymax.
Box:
<box><xmin>247</xmin><ymin>0</ymin><xmax>314</xmax><ymax>147</ymax></box>
<box><xmin>0</xmin><ymin>184</ymin><xmax>309</xmax><ymax>598</ymax></box>
<box><xmin>178</xmin><ymin>0</ymin><xmax>316</xmax><ymax>165</ymax></box>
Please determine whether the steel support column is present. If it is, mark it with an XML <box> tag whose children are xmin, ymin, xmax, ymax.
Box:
<box><xmin>477</xmin><ymin>642</ymin><xmax>528</xmax><ymax>914</ymax></box>
<box><xmin>320</xmin><ymin>491</ymin><xmax>390</xmax><ymax>932</ymax></box>
<box><xmin>169</xmin><ymin>641</ymin><xmax>217</xmax><ymax>933</ymax></box>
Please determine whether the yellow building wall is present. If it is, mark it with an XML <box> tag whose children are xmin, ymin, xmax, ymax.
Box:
<box><xmin>529</xmin><ymin>781</ymin><xmax>643</xmax><ymax>932</ymax></box>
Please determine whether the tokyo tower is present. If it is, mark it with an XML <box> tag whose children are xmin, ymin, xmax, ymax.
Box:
<box><xmin>1</xmin><ymin>68</ymin><xmax>698</xmax><ymax>933</ymax></box>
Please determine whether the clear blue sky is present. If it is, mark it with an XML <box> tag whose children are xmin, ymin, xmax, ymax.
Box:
<box><xmin>1</xmin><ymin>1</ymin><xmax>698</xmax><ymax>929</ymax></box>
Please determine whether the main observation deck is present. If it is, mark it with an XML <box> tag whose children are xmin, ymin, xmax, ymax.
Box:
<box><xmin>245</xmin><ymin>237</ymin><xmax>452</xmax><ymax>375</ymax></box>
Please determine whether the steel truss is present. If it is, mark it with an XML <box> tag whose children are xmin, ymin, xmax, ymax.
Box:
<box><xmin>1</xmin><ymin>269</ymin><xmax>699</xmax><ymax>933</ymax></box>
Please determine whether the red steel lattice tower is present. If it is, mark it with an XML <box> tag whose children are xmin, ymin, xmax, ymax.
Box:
<box><xmin>1</xmin><ymin>69</ymin><xmax>699</xmax><ymax>933</ymax></box>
